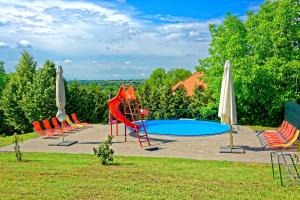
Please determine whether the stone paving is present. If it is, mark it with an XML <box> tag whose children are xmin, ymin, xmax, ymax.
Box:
<box><xmin>1</xmin><ymin>123</ymin><xmax>298</xmax><ymax>163</ymax></box>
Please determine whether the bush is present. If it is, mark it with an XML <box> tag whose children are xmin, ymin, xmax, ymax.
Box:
<box><xmin>66</xmin><ymin>81</ymin><xmax>111</xmax><ymax>124</ymax></box>
<box><xmin>13</xmin><ymin>133</ymin><xmax>23</xmax><ymax>161</ymax></box>
<box><xmin>93</xmin><ymin>135</ymin><xmax>114</xmax><ymax>165</ymax></box>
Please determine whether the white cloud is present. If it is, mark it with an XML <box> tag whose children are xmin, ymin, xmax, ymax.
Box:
<box><xmin>123</xmin><ymin>60</ymin><xmax>131</xmax><ymax>64</ymax></box>
<box><xmin>0</xmin><ymin>0</ymin><xmax>224</xmax><ymax>79</ymax></box>
<box><xmin>16</xmin><ymin>40</ymin><xmax>31</xmax><ymax>48</ymax></box>
<box><xmin>0</xmin><ymin>42</ymin><xmax>9</xmax><ymax>48</ymax></box>
<box><xmin>144</xmin><ymin>14</ymin><xmax>194</xmax><ymax>23</ymax></box>
<box><xmin>63</xmin><ymin>59</ymin><xmax>73</xmax><ymax>64</ymax></box>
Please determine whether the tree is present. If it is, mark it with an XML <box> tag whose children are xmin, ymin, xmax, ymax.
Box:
<box><xmin>139</xmin><ymin>67</ymin><xmax>193</xmax><ymax>119</ymax></box>
<box><xmin>0</xmin><ymin>61</ymin><xmax>11</xmax><ymax>135</ymax></box>
<box><xmin>22</xmin><ymin>60</ymin><xmax>57</xmax><ymax>123</ymax></box>
<box><xmin>168</xmin><ymin>68</ymin><xmax>192</xmax><ymax>85</ymax></box>
<box><xmin>196</xmin><ymin>0</ymin><xmax>300</xmax><ymax>126</ymax></box>
<box><xmin>2</xmin><ymin>51</ymin><xmax>37</xmax><ymax>133</ymax></box>
<box><xmin>169</xmin><ymin>88</ymin><xmax>190</xmax><ymax>119</ymax></box>
<box><xmin>66</xmin><ymin>81</ymin><xmax>108</xmax><ymax>123</ymax></box>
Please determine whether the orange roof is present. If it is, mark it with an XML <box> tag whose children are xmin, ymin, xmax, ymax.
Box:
<box><xmin>172</xmin><ymin>72</ymin><xmax>206</xmax><ymax>96</ymax></box>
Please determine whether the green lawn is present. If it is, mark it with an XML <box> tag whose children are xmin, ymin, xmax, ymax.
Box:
<box><xmin>0</xmin><ymin>152</ymin><xmax>299</xmax><ymax>199</ymax></box>
<box><xmin>0</xmin><ymin>132</ymin><xmax>39</xmax><ymax>147</ymax></box>
<box><xmin>247</xmin><ymin>125</ymin><xmax>278</xmax><ymax>131</ymax></box>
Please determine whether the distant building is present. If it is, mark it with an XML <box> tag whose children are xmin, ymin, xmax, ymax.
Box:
<box><xmin>172</xmin><ymin>72</ymin><xmax>206</xmax><ymax>96</ymax></box>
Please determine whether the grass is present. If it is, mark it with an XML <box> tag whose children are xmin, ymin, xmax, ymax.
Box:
<box><xmin>0</xmin><ymin>132</ymin><xmax>39</xmax><ymax>147</ymax></box>
<box><xmin>0</xmin><ymin>152</ymin><xmax>299</xmax><ymax>199</ymax></box>
<box><xmin>247</xmin><ymin>125</ymin><xmax>278</xmax><ymax>131</ymax></box>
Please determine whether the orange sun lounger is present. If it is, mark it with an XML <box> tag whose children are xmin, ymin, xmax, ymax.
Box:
<box><xmin>62</xmin><ymin>120</ymin><xmax>80</xmax><ymax>131</ymax></box>
<box><xmin>51</xmin><ymin>117</ymin><xmax>77</xmax><ymax>133</ymax></box>
<box><xmin>71</xmin><ymin>113</ymin><xmax>92</xmax><ymax>127</ymax></box>
<box><xmin>43</xmin><ymin>119</ymin><xmax>64</xmax><ymax>136</ymax></box>
<box><xmin>33</xmin><ymin>121</ymin><xmax>57</xmax><ymax>139</ymax></box>
<box><xmin>257</xmin><ymin>121</ymin><xmax>299</xmax><ymax>149</ymax></box>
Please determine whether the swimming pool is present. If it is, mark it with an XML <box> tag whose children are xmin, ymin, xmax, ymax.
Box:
<box><xmin>136</xmin><ymin>120</ymin><xmax>230</xmax><ymax>136</ymax></box>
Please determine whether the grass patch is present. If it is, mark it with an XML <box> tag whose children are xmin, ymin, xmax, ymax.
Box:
<box><xmin>0</xmin><ymin>132</ymin><xmax>39</xmax><ymax>147</ymax></box>
<box><xmin>247</xmin><ymin>125</ymin><xmax>278</xmax><ymax>131</ymax></box>
<box><xmin>0</xmin><ymin>152</ymin><xmax>299</xmax><ymax>199</ymax></box>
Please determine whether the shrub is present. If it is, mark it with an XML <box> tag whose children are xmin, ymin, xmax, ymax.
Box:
<box><xmin>93</xmin><ymin>135</ymin><xmax>114</xmax><ymax>165</ymax></box>
<box><xmin>13</xmin><ymin>133</ymin><xmax>23</xmax><ymax>161</ymax></box>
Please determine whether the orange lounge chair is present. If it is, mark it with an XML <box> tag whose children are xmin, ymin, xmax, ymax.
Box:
<box><xmin>263</xmin><ymin>123</ymin><xmax>295</xmax><ymax>144</ymax></box>
<box><xmin>258</xmin><ymin>121</ymin><xmax>289</xmax><ymax>145</ymax></box>
<box><xmin>71</xmin><ymin>113</ymin><xmax>92</xmax><ymax>127</ymax></box>
<box><xmin>43</xmin><ymin>119</ymin><xmax>64</xmax><ymax>136</ymax></box>
<box><xmin>268</xmin><ymin>130</ymin><xmax>299</xmax><ymax>149</ymax></box>
<box><xmin>51</xmin><ymin>117</ymin><xmax>76</xmax><ymax>133</ymax></box>
<box><xmin>258</xmin><ymin>122</ymin><xmax>299</xmax><ymax>149</ymax></box>
<box><xmin>33</xmin><ymin>121</ymin><xmax>57</xmax><ymax>139</ymax></box>
<box><xmin>259</xmin><ymin>121</ymin><xmax>288</xmax><ymax>136</ymax></box>
<box><xmin>62</xmin><ymin>120</ymin><xmax>80</xmax><ymax>131</ymax></box>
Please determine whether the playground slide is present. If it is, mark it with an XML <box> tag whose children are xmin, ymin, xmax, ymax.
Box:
<box><xmin>107</xmin><ymin>86</ymin><xmax>137</xmax><ymax>129</ymax></box>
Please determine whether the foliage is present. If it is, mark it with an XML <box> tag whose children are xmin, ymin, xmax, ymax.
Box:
<box><xmin>66</xmin><ymin>81</ymin><xmax>111</xmax><ymax>123</ymax></box>
<box><xmin>0</xmin><ymin>62</ymin><xmax>10</xmax><ymax>135</ymax></box>
<box><xmin>189</xmin><ymin>87</ymin><xmax>218</xmax><ymax>120</ymax></box>
<box><xmin>196</xmin><ymin>0</ymin><xmax>300</xmax><ymax>126</ymax></box>
<box><xmin>168</xmin><ymin>68</ymin><xmax>192</xmax><ymax>85</ymax></box>
<box><xmin>139</xmin><ymin>68</ymin><xmax>193</xmax><ymax>119</ymax></box>
<box><xmin>1</xmin><ymin>152</ymin><xmax>300</xmax><ymax>199</ymax></box>
<box><xmin>22</xmin><ymin>60</ymin><xmax>57</xmax><ymax>123</ymax></box>
<box><xmin>13</xmin><ymin>133</ymin><xmax>23</xmax><ymax>161</ymax></box>
<box><xmin>93</xmin><ymin>135</ymin><xmax>114</xmax><ymax>165</ymax></box>
<box><xmin>0</xmin><ymin>61</ymin><xmax>7</xmax><ymax>94</ymax></box>
<box><xmin>1</xmin><ymin>51</ymin><xmax>37</xmax><ymax>133</ymax></box>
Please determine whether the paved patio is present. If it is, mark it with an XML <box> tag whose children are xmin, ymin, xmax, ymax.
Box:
<box><xmin>0</xmin><ymin>124</ymin><xmax>296</xmax><ymax>163</ymax></box>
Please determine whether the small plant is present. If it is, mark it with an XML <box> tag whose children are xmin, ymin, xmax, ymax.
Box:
<box><xmin>13</xmin><ymin>133</ymin><xmax>23</xmax><ymax>161</ymax></box>
<box><xmin>93</xmin><ymin>135</ymin><xmax>114</xmax><ymax>165</ymax></box>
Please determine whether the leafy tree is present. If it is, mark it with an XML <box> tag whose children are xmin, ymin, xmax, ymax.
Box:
<box><xmin>66</xmin><ymin>81</ymin><xmax>109</xmax><ymax>123</ymax></box>
<box><xmin>168</xmin><ymin>68</ymin><xmax>192</xmax><ymax>85</ymax></box>
<box><xmin>22</xmin><ymin>60</ymin><xmax>57</xmax><ymax>123</ymax></box>
<box><xmin>0</xmin><ymin>61</ymin><xmax>11</xmax><ymax>135</ymax></box>
<box><xmin>0</xmin><ymin>61</ymin><xmax>6</xmax><ymax>94</ymax></box>
<box><xmin>196</xmin><ymin>0</ymin><xmax>300</xmax><ymax>126</ymax></box>
<box><xmin>168</xmin><ymin>88</ymin><xmax>190</xmax><ymax>119</ymax></box>
<box><xmin>139</xmin><ymin>67</ymin><xmax>193</xmax><ymax>119</ymax></box>
<box><xmin>2</xmin><ymin>51</ymin><xmax>37</xmax><ymax>133</ymax></box>
<box><xmin>189</xmin><ymin>88</ymin><xmax>218</xmax><ymax>120</ymax></box>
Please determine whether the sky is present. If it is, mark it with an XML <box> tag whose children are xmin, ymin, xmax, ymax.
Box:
<box><xmin>0</xmin><ymin>0</ymin><xmax>263</xmax><ymax>80</ymax></box>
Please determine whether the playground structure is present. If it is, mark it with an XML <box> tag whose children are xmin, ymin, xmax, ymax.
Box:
<box><xmin>107</xmin><ymin>85</ymin><xmax>150</xmax><ymax>148</ymax></box>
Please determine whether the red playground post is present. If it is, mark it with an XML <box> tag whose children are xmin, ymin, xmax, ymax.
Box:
<box><xmin>109</xmin><ymin>93</ymin><xmax>119</xmax><ymax>136</ymax></box>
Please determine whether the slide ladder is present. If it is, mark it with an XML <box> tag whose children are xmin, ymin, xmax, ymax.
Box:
<box><xmin>125</xmin><ymin>85</ymin><xmax>150</xmax><ymax>148</ymax></box>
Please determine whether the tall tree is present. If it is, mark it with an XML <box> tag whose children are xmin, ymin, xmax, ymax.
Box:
<box><xmin>22</xmin><ymin>60</ymin><xmax>57</xmax><ymax>122</ymax></box>
<box><xmin>0</xmin><ymin>61</ymin><xmax>11</xmax><ymax>135</ymax></box>
<box><xmin>168</xmin><ymin>68</ymin><xmax>192</xmax><ymax>85</ymax></box>
<box><xmin>196</xmin><ymin>0</ymin><xmax>300</xmax><ymax>126</ymax></box>
<box><xmin>2</xmin><ymin>51</ymin><xmax>37</xmax><ymax>133</ymax></box>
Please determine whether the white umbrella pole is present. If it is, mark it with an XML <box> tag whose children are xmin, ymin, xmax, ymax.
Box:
<box><xmin>229</xmin><ymin>119</ymin><xmax>233</xmax><ymax>148</ymax></box>
<box><xmin>62</xmin><ymin>123</ymin><xmax>64</xmax><ymax>142</ymax></box>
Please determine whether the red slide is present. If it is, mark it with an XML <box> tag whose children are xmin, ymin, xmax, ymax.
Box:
<box><xmin>107</xmin><ymin>85</ymin><xmax>138</xmax><ymax>129</ymax></box>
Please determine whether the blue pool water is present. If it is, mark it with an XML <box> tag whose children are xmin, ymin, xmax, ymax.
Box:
<box><xmin>136</xmin><ymin>120</ymin><xmax>230</xmax><ymax>136</ymax></box>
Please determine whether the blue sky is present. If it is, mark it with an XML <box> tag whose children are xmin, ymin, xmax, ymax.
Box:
<box><xmin>0</xmin><ymin>0</ymin><xmax>263</xmax><ymax>80</ymax></box>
